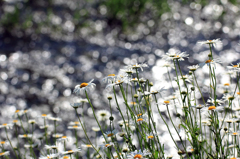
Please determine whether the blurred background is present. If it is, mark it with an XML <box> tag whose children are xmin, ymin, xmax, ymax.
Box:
<box><xmin>0</xmin><ymin>0</ymin><xmax>240</xmax><ymax>155</ymax></box>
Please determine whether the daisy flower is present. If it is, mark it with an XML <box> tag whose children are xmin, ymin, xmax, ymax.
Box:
<box><xmin>207</xmin><ymin>97</ymin><xmax>224</xmax><ymax>105</ymax></box>
<box><xmin>52</xmin><ymin>133</ymin><xmax>64</xmax><ymax>138</ymax></box>
<box><xmin>128</xmin><ymin>63</ymin><xmax>148</xmax><ymax>71</ymax></box>
<box><xmin>24</xmin><ymin>143</ymin><xmax>38</xmax><ymax>149</ymax></box>
<box><xmin>39</xmin><ymin>153</ymin><xmax>59</xmax><ymax>159</ymax></box>
<box><xmin>162</xmin><ymin>51</ymin><xmax>189</xmax><ymax>61</ymax></box>
<box><xmin>223</xmin><ymin>94</ymin><xmax>235</xmax><ymax>101</ymax></box>
<box><xmin>127</xmin><ymin>149</ymin><xmax>151</xmax><ymax>159</ymax></box>
<box><xmin>19</xmin><ymin>134</ymin><xmax>33</xmax><ymax>138</ymax></box>
<box><xmin>134</xmin><ymin>114</ymin><xmax>148</xmax><ymax>125</ymax></box>
<box><xmin>13</xmin><ymin>110</ymin><xmax>24</xmax><ymax>118</ymax></box>
<box><xmin>103</xmin><ymin>129</ymin><xmax>118</xmax><ymax>138</ymax></box>
<box><xmin>106</xmin><ymin>75</ymin><xmax>131</xmax><ymax>89</ymax></box>
<box><xmin>0</xmin><ymin>123</ymin><xmax>13</xmax><ymax>129</ymax></box>
<box><xmin>57</xmin><ymin>136</ymin><xmax>69</xmax><ymax>142</ymax></box>
<box><xmin>102</xmin><ymin>74</ymin><xmax>117</xmax><ymax>83</ymax></box>
<box><xmin>146</xmin><ymin>132</ymin><xmax>157</xmax><ymax>140</ymax></box>
<box><xmin>45</xmin><ymin>144</ymin><xmax>58</xmax><ymax>150</ymax></box>
<box><xmin>68</xmin><ymin>125</ymin><xmax>82</xmax><ymax>130</ymax></box>
<box><xmin>188</xmin><ymin>64</ymin><xmax>199</xmax><ymax>72</ymax></box>
<box><xmin>73</xmin><ymin>79</ymin><xmax>96</xmax><ymax>95</ymax></box>
<box><xmin>0</xmin><ymin>151</ymin><xmax>10</xmax><ymax>157</ymax></box>
<box><xmin>96</xmin><ymin>110</ymin><xmax>110</xmax><ymax>121</ymax></box>
<box><xmin>160</xmin><ymin>61</ymin><xmax>174</xmax><ymax>69</ymax></box>
<box><xmin>48</xmin><ymin>117</ymin><xmax>62</xmax><ymax>122</ymax></box>
<box><xmin>99</xmin><ymin>142</ymin><xmax>114</xmax><ymax>149</ymax></box>
<box><xmin>199</xmin><ymin>58</ymin><xmax>221</xmax><ymax>68</ymax></box>
<box><xmin>81</xmin><ymin>144</ymin><xmax>95</xmax><ymax>149</ymax></box>
<box><xmin>198</xmin><ymin>39</ymin><xmax>222</xmax><ymax>46</ymax></box>
<box><xmin>61</xmin><ymin>148</ymin><xmax>81</xmax><ymax>155</ymax></box>
<box><xmin>174</xmin><ymin>75</ymin><xmax>192</xmax><ymax>83</ymax></box>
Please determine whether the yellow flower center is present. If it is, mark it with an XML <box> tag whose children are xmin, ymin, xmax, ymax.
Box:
<box><xmin>130</xmin><ymin>102</ymin><xmax>136</xmax><ymax>105</ymax></box>
<box><xmin>208</xmin><ymin>106</ymin><xmax>216</xmax><ymax>110</ymax></box>
<box><xmin>137</xmin><ymin>118</ymin><xmax>143</xmax><ymax>122</ymax></box>
<box><xmin>237</xmin><ymin>92</ymin><xmax>240</xmax><ymax>95</ymax></box>
<box><xmin>208</xmin><ymin>40</ymin><xmax>212</xmax><ymax>42</ymax></box>
<box><xmin>73</xmin><ymin>125</ymin><xmax>78</xmax><ymax>128</ymax></box>
<box><xmin>23</xmin><ymin>134</ymin><xmax>28</xmax><ymax>137</ymax></box>
<box><xmin>86</xmin><ymin>145</ymin><xmax>92</xmax><ymax>147</ymax></box>
<box><xmin>134</xmin><ymin>154</ymin><xmax>143</xmax><ymax>158</ymax></box>
<box><xmin>2</xmin><ymin>123</ymin><xmax>7</xmax><ymax>126</ymax></box>
<box><xmin>24</xmin><ymin>110</ymin><xmax>28</xmax><ymax>113</ymax></box>
<box><xmin>164</xmin><ymin>101</ymin><xmax>170</xmax><ymax>104</ymax></box>
<box><xmin>42</xmin><ymin>114</ymin><xmax>47</xmax><ymax>117</ymax></box>
<box><xmin>13</xmin><ymin>120</ymin><xmax>18</xmax><ymax>123</ymax></box>
<box><xmin>105</xmin><ymin>144</ymin><xmax>110</xmax><ymax>147</ymax></box>
<box><xmin>0</xmin><ymin>141</ymin><xmax>5</xmax><ymax>144</ymax></box>
<box><xmin>205</xmin><ymin>60</ymin><xmax>212</xmax><ymax>63</ymax></box>
<box><xmin>108</xmin><ymin>74</ymin><xmax>115</xmax><ymax>76</ymax></box>
<box><xmin>148</xmin><ymin>135</ymin><xmax>154</xmax><ymax>139</ymax></box>
<box><xmin>233</xmin><ymin>132</ymin><xmax>238</xmax><ymax>135</ymax></box>
<box><xmin>63</xmin><ymin>156</ymin><xmax>69</xmax><ymax>159</ymax></box>
<box><xmin>231</xmin><ymin>158</ymin><xmax>236</xmax><ymax>159</ymax></box>
<box><xmin>62</xmin><ymin>136</ymin><xmax>67</xmax><ymax>139</ymax></box>
<box><xmin>224</xmin><ymin>83</ymin><xmax>230</xmax><ymax>86</ymax></box>
<box><xmin>137</xmin><ymin>113</ymin><xmax>142</xmax><ymax>117</ymax></box>
<box><xmin>15</xmin><ymin>110</ymin><xmax>20</xmax><ymax>113</ymax></box>
<box><xmin>107</xmin><ymin>133</ymin><xmax>114</xmax><ymax>137</ymax></box>
<box><xmin>191</xmin><ymin>148</ymin><xmax>194</xmax><ymax>152</ymax></box>
<box><xmin>74</xmin><ymin>121</ymin><xmax>79</xmax><ymax>124</ymax></box>
<box><xmin>68</xmin><ymin>150</ymin><xmax>74</xmax><ymax>153</ymax></box>
<box><xmin>0</xmin><ymin>152</ymin><xmax>4</xmax><ymax>156</ymax></box>
<box><xmin>80</xmin><ymin>83</ymin><xmax>88</xmax><ymax>88</ymax></box>
<box><xmin>233</xmin><ymin>65</ymin><xmax>238</xmax><ymax>68</ymax></box>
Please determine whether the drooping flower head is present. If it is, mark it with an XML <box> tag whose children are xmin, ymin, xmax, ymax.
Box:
<box><xmin>73</xmin><ymin>79</ymin><xmax>96</xmax><ymax>95</ymax></box>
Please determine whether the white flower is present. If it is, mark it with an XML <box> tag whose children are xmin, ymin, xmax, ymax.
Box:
<box><xmin>68</xmin><ymin>125</ymin><xmax>82</xmax><ymax>130</ymax></box>
<box><xmin>0</xmin><ymin>151</ymin><xmax>10</xmax><ymax>156</ymax></box>
<box><xmin>0</xmin><ymin>123</ymin><xmax>13</xmax><ymax>129</ymax></box>
<box><xmin>188</xmin><ymin>64</ymin><xmax>199</xmax><ymax>71</ymax></box>
<box><xmin>73</xmin><ymin>79</ymin><xmax>96</xmax><ymax>95</ymax></box>
<box><xmin>106</xmin><ymin>75</ymin><xmax>131</xmax><ymax>90</ymax></box>
<box><xmin>127</xmin><ymin>149</ymin><xmax>151</xmax><ymax>159</ymax></box>
<box><xmin>150</xmin><ymin>86</ymin><xmax>166</xmax><ymax>94</ymax></box>
<box><xmin>99</xmin><ymin>142</ymin><xmax>114</xmax><ymax>149</ymax></box>
<box><xmin>227</xmin><ymin>63</ymin><xmax>240</xmax><ymax>70</ymax></box>
<box><xmin>198</xmin><ymin>39</ymin><xmax>222</xmax><ymax>46</ymax></box>
<box><xmin>103</xmin><ymin>130</ymin><xmax>118</xmax><ymax>138</ymax></box>
<box><xmin>162</xmin><ymin>51</ymin><xmax>189</xmax><ymax>61</ymax></box>
<box><xmin>160</xmin><ymin>61</ymin><xmax>174</xmax><ymax>69</ymax></box>
<box><xmin>45</xmin><ymin>144</ymin><xmax>58</xmax><ymax>150</ymax></box>
<box><xmin>48</xmin><ymin>117</ymin><xmax>62</xmax><ymax>122</ymax></box>
<box><xmin>199</xmin><ymin>58</ymin><xmax>221</xmax><ymax>68</ymax></box>
<box><xmin>174</xmin><ymin>75</ymin><xmax>192</xmax><ymax>83</ymax></box>
<box><xmin>19</xmin><ymin>134</ymin><xmax>33</xmax><ymax>138</ymax></box>
<box><xmin>146</xmin><ymin>132</ymin><xmax>157</xmax><ymax>140</ymax></box>
<box><xmin>96</xmin><ymin>110</ymin><xmax>110</xmax><ymax>121</ymax></box>
<box><xmin>128</xmin><ymin>63</ymin><xmax>148</xmax><ymax>71</ymax></box>
<box><xmin>39</xmin><ymin>154</ymin><xmax>58</xmax><ymax>159</ymax></box>
<box><xmin>102</xmin><ymin>74</ymin><xmax>117</xmax><ymax>83</ymax></box>
<box><xmin>132</xmin><ymin>113</ymin><xmax>148</xmax><ymax>125</ymax></box>
<box><xmin>61</xmin><ymin>148</ymin><xmax>81</xmax><ymax>155</ymax></box>
<box><xmin>207</xmin><ymin>97</ymin><xmax>224</xmax><ymax>105</ymax></box>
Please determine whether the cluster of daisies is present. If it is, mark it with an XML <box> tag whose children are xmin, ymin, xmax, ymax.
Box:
<box><xmin>1</xmin><ymin>39</ymin><xmax>240</xmax><ymax>159</ymax></box>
